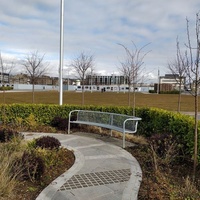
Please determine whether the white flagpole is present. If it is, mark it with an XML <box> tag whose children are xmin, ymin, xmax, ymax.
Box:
<box><xmin>157</xmin><ymin>68</ymin><xmax>160</xmax><ymax>94</ymax></box>
<box><xmin>59</xmin><ymin>0</ymin><xmax>64</xmax><ymax>105</ymax></box>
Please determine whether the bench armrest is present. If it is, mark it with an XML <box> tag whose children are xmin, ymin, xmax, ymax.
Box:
<box><xmin>68</xmin><ymin>110</ymin><xmax>80</xmax><ymax>134</ymax></box>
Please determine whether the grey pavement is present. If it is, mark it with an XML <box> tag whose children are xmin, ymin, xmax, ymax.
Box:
<box><xmin>23</xmin><ymin>132</ymin><xmax>142</xmax><ymax>200</ymax></box>
<box><xmin>181</xmin><ymin>112</ymin><xmax>200</xmax><ymax>120</ymax></box>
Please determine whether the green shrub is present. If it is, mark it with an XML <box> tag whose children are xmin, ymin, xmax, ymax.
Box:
<box><xmin>51</xmin><ymin>116</ymin><xmax>68</xmax><ymax>131</ymax></box>
<box><xmin>35</xmin><ymin>136</ymin><xmax>61</xmax><ymax>150</ymax></box>
<box><xmin>0</xmin><ymin>128</ymin><xmax>24</xmax><ymax>143</ymax></box>
<box><xmin>159</xmin><ymin>90</ymin><xmax>180</xmax><ymax>94</ymax></box>
<box><xmin>136</xmin><ymin>107</ymin><xmax>199</xmax><ymax>161</ymax></box>
<box><xmin>149</xmin><ymin>90</ymin><xmax>156</xmax><ymax>93</ymax></box>
<box><xmin>36</xmin><ymin>147</ymin><xmax>74</xmax><ymax>169</ymax></box>
<box><xmin>0</xmin><ymin>86</ymin><xmax>13</xmax><ymax>90</ymax></box>
<box><xmin>25</xmin><ymin>139</ymin><xmax>38</xmax><ymax>151</ymax></box>
<box><xmin>24</xmin><ymin>113</ymin><xmax>38</xmax><ymax>130</ymax></box>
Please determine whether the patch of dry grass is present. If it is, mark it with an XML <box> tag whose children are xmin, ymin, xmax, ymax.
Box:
<box><xmin>0</xmin><ymin>155</ymin><xmax>17</xmax><ymax>199</ymax></box>
<box><xmin>171</xmin><ymin>176</ymin><xmax>200</xmax><ymax>199</ymax></box>
<box><xmin>0</xmin><ymin>91</ymin><xmax>198</xmax><ymax>111</ymax></box>
<box><xmin>78</xmin><ymin>124</ymin><xmax>148</xmax><ymax>145</ymax></box>
<box><xmin>0</xmin><ymin>140</ymin><xmax>24</xmax><ymax>199</ymax></box>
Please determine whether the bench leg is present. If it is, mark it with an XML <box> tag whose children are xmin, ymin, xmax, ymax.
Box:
<box><xmin>123</xmin><ymin>131</ymin><xmax>125</xmax><ymax>148</ymax></box>
<box><xmin>68</xmin><ymin>122</ymin><xmax>70</xmax><ymax>134</ymax></box>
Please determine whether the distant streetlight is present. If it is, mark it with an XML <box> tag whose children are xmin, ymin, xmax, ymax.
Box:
<box><xmin>59</xmin><ymin>0</ymin><xmax>64</xmax><ymax>105</ymax></box>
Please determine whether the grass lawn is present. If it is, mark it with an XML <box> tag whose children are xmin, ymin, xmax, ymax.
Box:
<box><xmin>0</xmin><ymin>90</ymin><xmax>198</xmax><ymax>111</ymax></box>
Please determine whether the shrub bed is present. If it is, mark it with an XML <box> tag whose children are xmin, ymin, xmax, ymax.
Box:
<box><xmin>0</xmin><ymin>132</ymin><xmax>75</xmax><ymax>199</ymax></box>
<box><xmin>0</xmin><ymin>104</ymin><xmax>199</xmax><ymax>162</ymax></box>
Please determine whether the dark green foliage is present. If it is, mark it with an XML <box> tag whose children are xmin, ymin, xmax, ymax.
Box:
<box><xmin>17</xmin><ymin>150</ymin><xmax>45</xmax><ymax>181</ymax></box>
<box><xmin>149</xmin><ymin>90</ymin><xmax>180</xmax><ymax>94</ymax></box>
<box><xmin>51</xmin><ymin>116</ymin><xmax>68</xmax><ymax>131</ymax></box>
<box><xmin>0</xmin><ymin>86</ymin><xmax>13</xmax><ymax>90</ymax></box>
<box><xmin>0</xmin><ymin>128</ymin><xmax>24</xmax><ymax>142</ymax></box>
<box><xmin>149</xmin><ymin>90</ymin><xmax>156</xmax><ymax>93</ymax></box>
<box><xmin>135</xmin><ymin>107</ymin><xmax>152</xmax><ymax>136</ymax></box>
<box><xmin>159</xmin><ymin>90</ymin><xmax>180</xmax><ymax>94</ymax></box>
<box><xmin>35</xmin><ymin>136</ymin><xmax>61</xmax><ymax>150</ymax></box>
<box><xmin>136</xmin><ymin>107</ymin><xmax>197</xmax><ymax>160</ymax></box>
<box><xmin>51</xmin><ymin>115</ymin><xmax>78</xmax><ymax>130</ymax></box>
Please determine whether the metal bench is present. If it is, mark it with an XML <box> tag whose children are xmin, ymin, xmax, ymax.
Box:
<box><xmin>68</xmin><ymin>110</ymin><xmax>141</xmax><ymax>148</ymax></box>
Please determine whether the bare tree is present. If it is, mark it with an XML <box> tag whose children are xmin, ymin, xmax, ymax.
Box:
<box><xmin>71</xmin><ymin>52</ymin><xmax>94</xmax><ymax>105</ymax></box>
<box><xmin>90</xmin><ymin>65</ymin><xmax>95</xmax><ymax>93</ymax></box>
<box><xmin>118</xmin><ymin>42</ymin><xmax>150</xmax><ymax>115</ymax></box>
<box><xmin>0</xmin><ymin>51</ymin><xmax>15</xmax><ymax>84</ymax></box>
<box><xmin>0</xmin><ymin>52</ymin><xmax>6</xmax><ymax>106</ymax></box>
<box><xmin>0</xmin><ymin>52</ymin><xmax>15</xmax><ymax>107</ymax></box>
<box><xmin>21</xmin><ymin>51</ymin><xmax>49</xmax><ymax>103</ymax></box>
<box><xmin>183</xmin><ymin>13</ymin><xmax>200</xmax><ymax>180</ymax></box>
<box><xmin>0</xmin><ymin>52</ymin><xmax>5</xmax><ymax>87</ymax></box>
<box><xmin>167</xmin><ymin>37</ymin><xmax>187</xmax><ymax>112</ymax></box>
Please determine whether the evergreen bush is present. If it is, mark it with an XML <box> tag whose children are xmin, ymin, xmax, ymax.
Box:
<box><xmin>35</xmin><ymin>136</ymin><xmax>61</xmax><ymax>150</ymax></box>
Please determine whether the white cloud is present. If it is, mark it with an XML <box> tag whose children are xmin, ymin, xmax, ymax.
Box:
<box><xmin>0</xmin><ymin>0</ymin><xmax>200</xmax><ymax>80</ymax></box>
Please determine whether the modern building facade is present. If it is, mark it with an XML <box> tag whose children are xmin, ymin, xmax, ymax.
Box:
<box><xmin>85</xmin><ymin>75</ymin><xmax>129</xmax><ymax>85</ymax></box>
<box><xmin>0</xmin><ymin>72</ymin><xmax>9</xmax><ymax>85</ymax></box>
<box><xmin>154</xmin><ymin>74</ymin><xmax>186</xmax><ymax>92</ymax></box>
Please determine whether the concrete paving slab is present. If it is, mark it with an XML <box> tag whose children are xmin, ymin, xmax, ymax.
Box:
<box><xmin>22</xmin><ymin>132</ymin><xmax>142</xmax><ymax>200</ymax></box>
<box><xmin>53</xmin><ymin>185</ymin><xmax>116</xmax><ymax>200</ymax></box>
<box><xmin>77</xmin><ymin>158</ymin><xmax>132</xmax><ymax>174</ymax></box>
<box><xmin>73</xmin><ymin>131</ymin><xmax>135</xmax><ymax>148</ymax></box>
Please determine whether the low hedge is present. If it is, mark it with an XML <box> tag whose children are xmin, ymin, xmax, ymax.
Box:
<box><xmin>136</xmin><ymin>107</ymin><xmax>197</xmax><ymax>158</ymax></box>
<box><xmin>0</xmin><ymin>104</ymin><xmax>199</xmax><ymax>161</ymax></box>
<box><xmin>0</xmin><ymin>86</ymin><xmax>13</xmax><ymax>91</ymax></box>
<box><xmin>159</xmin><ymin>90</ymin><xmax>180</xmax><ymax>94</ymax></box>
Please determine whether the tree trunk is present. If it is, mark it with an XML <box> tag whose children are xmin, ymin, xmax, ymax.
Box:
<box><xmin>193</xmin><ymin>89</ymin><xmax>198</xmax><ymax>181</ymax></box>
<box><xmin>32</xmin><ymin>83</ymin><xmax>35</xmax><ymax>103</ymax></box>
<box><xmin>177</xmin><ymin>83</ymin><xmax>182</xmax><ymax>112</ymax></box>
<box><xmin>82</xmin><ymin>80</ymin><xmax>84</xmax><ymax>105</ymax></box>
<box><xmin>128</xmin><ymin>86</ymin><xmax>131</xmax><ymax>106</ymax></box>
<box><xmin>133</xmin><ymin>89</ymin><xmax>136</xmax><ymax>116</ymax></box>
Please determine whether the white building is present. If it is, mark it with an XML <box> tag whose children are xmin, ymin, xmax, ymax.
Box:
<box><xmin>159</xmin><ymin>74</ymin><xmax>186</xmax><ymax>90</ymax></box>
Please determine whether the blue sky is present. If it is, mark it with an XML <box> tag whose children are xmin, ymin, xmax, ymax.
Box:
<box><xmin>0</xmin><ymin>0</ymin><xmax>200</xmax><ymax>82</ymax></box>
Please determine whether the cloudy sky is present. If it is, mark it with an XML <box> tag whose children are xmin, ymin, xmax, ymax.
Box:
<box><xmin>1</xmin><ymin>0</ymin><xmax>200</xmax><ymax>82</ymax></box>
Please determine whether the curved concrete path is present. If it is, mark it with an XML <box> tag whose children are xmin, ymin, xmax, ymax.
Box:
<box><xmin>23</xmin><ymin>132</ymin><xmax>142</xmax><ymax>200</ymax></box>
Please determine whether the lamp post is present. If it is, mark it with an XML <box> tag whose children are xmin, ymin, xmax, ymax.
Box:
<box><xmin>59</xmin><ymin>0</ymin><xmax>64</xmax><ymax>105</ymax></box>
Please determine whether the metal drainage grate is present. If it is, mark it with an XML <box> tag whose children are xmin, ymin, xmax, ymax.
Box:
<box><xmin>59</xmin><ymin>169</ymin><xmax>131</xmax><ymax>191</ymax></box>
